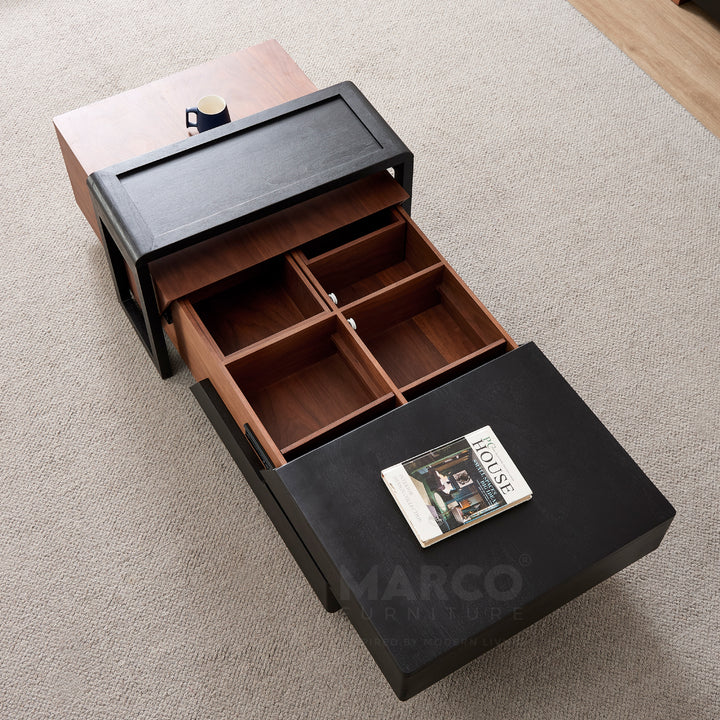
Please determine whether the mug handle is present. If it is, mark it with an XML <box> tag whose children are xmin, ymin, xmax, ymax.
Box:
<box><xmin>185</xmin><ymin>107</ymin><xmax>198</xmax><ymax>128</ymax></box>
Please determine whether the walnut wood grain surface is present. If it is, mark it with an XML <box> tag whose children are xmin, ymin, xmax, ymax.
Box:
<box><xmin>150</xmin><ymin>172</ymin><xmax>409</xmax><ymax>312</ymax></box>
<box><xmin>53</xmin><ymin>40</ymin><xmax>318</xmax><ymax>234</ymax></box>
<box><xmin>305</xmin><ymin>211</ymin><xmax>442</xmax><ymax>306</ymax></box>
<box><xmin>192</xmin><ymin>257</ymin><xmax>327</xmax><ymax>356</ymax></box>
<box><xmin>227</xmin><ymin>316</ymin><xmax>395</xmax><ymax>460</ymax></box>
<box><xmin>166</xmin><ymin>210</ymin><xmax>516</xmax><ymax>463</ymax></box>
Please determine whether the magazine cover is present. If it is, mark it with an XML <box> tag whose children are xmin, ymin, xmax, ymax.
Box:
<box><xmin>381</xmin><ymin>426</ymin><xmax>532</xmax><ymax>547</ymax></box>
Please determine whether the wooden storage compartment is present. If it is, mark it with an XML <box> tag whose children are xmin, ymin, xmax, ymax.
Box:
<box><xmin>163</xmin><ymin>191</ymin><xmax>516</xmax><ymax>468</ymax></box>
<box><xmin>345</xmin><ymin>266</ymin><xmax>508</xmax><ymax>396</ymax></box>
<box><xmin>302</xmin><ymin>208</ymin><xmax>442</xmax><ymax>306</ymax></box>
<box><xmin>298</xmin><ymin>208</ymin><xmax>399</xmax><ymax>260</ymax></box>
<box><xmin>187</xmin><ymin>255</ymin><xmax>328</xmax><ymax>357</ymax></box>
<box><xmin>226</xmin><ymin>315</ymin><xmax>396</xmax><ymax>459</ymax></box>
<box><xmin>167</xmin><ymin>209</ymin><xmax>516</xmax><ymax>465</ymax></box>
<box><xmin>148</xmin><ymin>173</ymin><xmax>411</xmax><ymax>316</ymax></box>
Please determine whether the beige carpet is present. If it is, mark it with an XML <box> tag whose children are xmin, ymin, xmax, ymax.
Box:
<box><xmin>1</xmin><ymin>0</ymin><xmax>718</xmax><ymax>717</ymax></box>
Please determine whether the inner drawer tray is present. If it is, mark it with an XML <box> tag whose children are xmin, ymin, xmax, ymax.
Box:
<box><xmin>166</xmin><ymin>205</ymin><xmax>515</xmax><ymax>467</ymax></box>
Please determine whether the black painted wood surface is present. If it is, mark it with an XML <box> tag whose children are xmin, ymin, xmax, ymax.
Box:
<box><xmin>89</xmin><ymin>82</ymin><xmax>412</xmax><ymax>262</ymax></box>
<box><xmin>269</xmin><ymin>343</ymin><xmax>675</xmax><ymax>699</ymax></box>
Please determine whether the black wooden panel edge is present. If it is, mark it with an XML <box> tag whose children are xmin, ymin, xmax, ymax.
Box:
<box><xmin>264</xmin><ymin>447</ymin><xmax>674</xmax><ymax>700</ymax></box>
<box><xmin>88</xmin><ymin>185</ymin><xmax>172</xmax><ymax>377</ymax></box>
<box><xmin>397</xmin><ymin>517</ymin><xmax>674</xmax><ymax>699</ymax></box>
<box><xmin>243</xmin><ymin>423</ymin><xmax>274</xmax><ymax>470</ymax></box>
<box><xmin>190</xmin><ymin>379</ymin><xmax>340</xmax><ymax>612</ymax></box>
<box><xmin>87</xmin><ymin>172</ymin><xmax>156</xmax><ymax>266</ymax></box>
<box><xmin>88</xmin><ymin>81</ymin><xmax>413</xmax><ymax>261</ymax></box>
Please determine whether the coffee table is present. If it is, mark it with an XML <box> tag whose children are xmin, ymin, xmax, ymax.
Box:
<box><xmin>193</xmin><ymin>343</ymin><xmax>675</xmax><ymax>699</ymax></box>
<box><xmin>54</xmin><ymin>44</ymin><xmax>675</xmax><ymax>701</ymax></box>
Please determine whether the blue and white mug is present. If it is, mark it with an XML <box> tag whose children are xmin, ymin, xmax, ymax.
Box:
<box><xmin>186</xmin><ymin>94</ymin><xmax>231</xmax><ymax>133</ymax></box>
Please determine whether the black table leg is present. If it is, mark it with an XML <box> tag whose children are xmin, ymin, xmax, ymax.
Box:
<box><xmin>394</xmin><ymin>154</ymin><xmax>414</xmax><ymax>214</ymax></box>
<box><xmin>97</xmin><ymin>219</ymin><xmax>172</xmax><ymax>378</ymax></box>
<box><xmin>135</xmin><ymin>262</ymin><xmax>172</xmax><ymax>378</ymax></box>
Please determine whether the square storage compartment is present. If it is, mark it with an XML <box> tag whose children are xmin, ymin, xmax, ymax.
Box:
<box><xmin>188</xmin><ymin>256</ymin><xmax>328</xmax><ymax>357</ymax></box>
<box><xmin>303</xmin><ymin>208</ymin><xmax>442</xmax><ymax>306</ymax></box>
<box><xmin>225</xmin><ymin>315</ymin><xmax>396</xmax><ymax>459</ymax></box>
<box><xmin>299</xmin><ymin>208</ymin><xmax>399</xmax><ymax>260</ymax></box>
<box><xmin>345</xmin><ymin>266</ymin><xmax>507</xmax><ymax>396</ymax></box>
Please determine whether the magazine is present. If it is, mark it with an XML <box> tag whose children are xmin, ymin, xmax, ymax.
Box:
<box><xmin>381</xmin><ymin>426</ymin><xmax>532</xmax><ymax>547</ymax></box>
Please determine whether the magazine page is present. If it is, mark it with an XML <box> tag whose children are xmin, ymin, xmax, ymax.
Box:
<box><xmin>382</xmin><ymin>426</ymin><xmax>532</xmax><ymax>547</ymax></box>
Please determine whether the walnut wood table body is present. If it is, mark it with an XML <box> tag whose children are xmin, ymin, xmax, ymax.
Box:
<box><xmin>53</xmin><ymin>40</ymin><xmax>316</xmax><ymax>237</ymax></box>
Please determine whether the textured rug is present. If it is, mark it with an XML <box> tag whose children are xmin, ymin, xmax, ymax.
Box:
<box><xmin>1</xmin><ymin>1</ymin><xmax>718</xmax><ymax>718</ymax></box>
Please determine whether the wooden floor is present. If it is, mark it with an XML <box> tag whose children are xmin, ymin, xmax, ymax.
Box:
<box><xmin>566</xmin><ymin>0</ymin><xmax>720</xmax><ymax>138</ymax></box>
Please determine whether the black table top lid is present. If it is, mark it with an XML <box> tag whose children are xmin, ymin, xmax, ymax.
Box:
<box><xmin>268</xmin><ymin>343</ymin><xmax>675</xmax><ymax>693</ymax></box>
